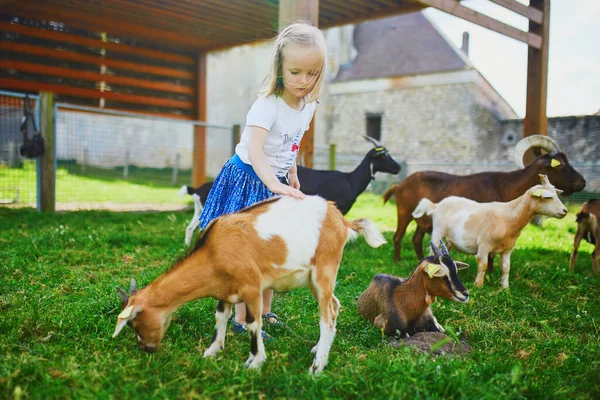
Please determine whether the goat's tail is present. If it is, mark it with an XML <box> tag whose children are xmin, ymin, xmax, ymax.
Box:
<box><xmin>412</xmin><ymin>198</ymin><xmax>436</xmax><ymax>219</ymax></box>
<box><xmin>576</xmin><ymin>211</ymin><xmax>589</xmax><ymax>224</ymax></box>
<box><xmin>178</xmin><ymin>185</ymin><xmax>190</xmax><ymax>196</ymax></box>
<box><xmin>346</xmin><ymin>218</ymin><xmax>386</xmax><ymax>248</ymax></box>
<box><xmin>577</xmin><ymin>211</ymin><xmax>597</xmax><ymax>244</ymax></box>
<box><xmin>382</xmin><ymin>185</ymin><xmax>397</xmax><ymax>204</ymax></box>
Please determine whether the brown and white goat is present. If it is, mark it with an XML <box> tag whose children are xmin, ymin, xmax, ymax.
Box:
<box><xmin>412</xmin><ymin>174</ymin><xmax>568</xmax><ymax>289</ymax></box>
<box><xmin>570</xmin><ymin>199</ymin><xmax>600</xmax><ymax>272</ymax></box>
<box><xmin>112</xmin><ymin>195</ymin><xmax>386</xmax><ymax>374</ymax></box>
<box><xmin>383</xmin><ymin>135</ymin><xmax>586</xmax><ymax>262</ymax></box>
<box><xmin>357</xmin><ymin>241</ymin><xmax>469</xmax><ymax>338</ymax></box>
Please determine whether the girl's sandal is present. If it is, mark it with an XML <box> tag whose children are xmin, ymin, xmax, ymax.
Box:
<box><xmin>231</xmin><ymin>317</ymin><xmax>274</xmax><ymax>342</ymax></box>
<box><xmin>263</xmin><ymin>312</ymin><xmax>289</xmax><ymax>330</ymax></box>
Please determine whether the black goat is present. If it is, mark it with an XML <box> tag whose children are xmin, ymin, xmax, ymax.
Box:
<box><xmin>179</xmin><ymin>137</ymin><xmax>401</xmax><ymax>245</ymax></box>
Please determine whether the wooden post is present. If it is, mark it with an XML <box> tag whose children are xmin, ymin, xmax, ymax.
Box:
<box><xmin>278</xmin><ymin>0</ymin><xmax>319</xmax><ymax>26</ymax></box>
<box><xmin>279</xmin><ymin>0</ymin><xmax>319</xmax><ymax>168</ymax></box>
<box><xmin>192</xmin><ymin>52</ymin><xmax>208</xmax><ymax>187</ymax></box>
<box><xmin>8</xmin><ymin>141</ymin><xmax>15</xmax><ymax>167</ymax></box>
<box><xmin>82</xmin><ymin>147</ymin><xmax>87</xmax><ymax>175</ymax></box>
<box><xmin>329</xmin><ymin>143</ymin><xmax>336</xmax><ymax>170</ymax></box>
<box><xmin>38</xmin><ymin>92</ymin><xmax>55</xmax><ymax>212</ymax></box>
<box><xmin>524</xmin><ymin>0</ymin><xmax>550</xmax><ymax>137</ymax></box>
<box><xmin>232</xmin><ymin>124</ymin><xmax>241</xmax><ymax>156</ymax></box>
<box><xmin>172</xmin><ymin>153</ymin><xmax>180</xmax><ymax>186</ymax></box>
<box><xmin>123</xmin><ymin>151</ymin><xmax>129</xmax><ymax>180</ymax></box>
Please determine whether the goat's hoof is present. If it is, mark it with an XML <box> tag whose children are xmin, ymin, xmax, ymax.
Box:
<box><xmin>310</xmin><ymin>359</ymin><xmax>327</xmax><ymax>375</ymax></box>
<box><xmin>202</xmin><ymin>344</ymin><xmax>222</xmax><ymax>358</ymax></box>
<box><xmin>244</xmin><ymin>354</ymin><xmax>265</xmax><ymax>370</ymax></box>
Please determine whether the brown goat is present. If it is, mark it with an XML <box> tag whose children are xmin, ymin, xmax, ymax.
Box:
<box><xmin>570</xmin><ymin>199</ymin><xmax>600</xmax><ymax>272</ymax></box>
<box><xmin>357</xmin><ymin>241</ymin><xmax>469</xmax><ymax>338</ymax></box>
<box><xmin>383</xmin><ymin>136</ymin><xmax>586</xmax><ymax>262</ymax></box>
<box><xmin>112</xmin><ymin>195</ymin><xmax>386</xmax><ymax>374</ymax></box>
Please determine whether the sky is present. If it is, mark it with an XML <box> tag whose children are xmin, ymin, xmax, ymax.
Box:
<box><xmin>423</xmin><ymin>0</ymin><xmax>600</xmax><ymax>117</ymax></box>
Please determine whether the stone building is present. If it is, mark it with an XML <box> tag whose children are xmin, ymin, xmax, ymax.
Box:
<box><xmin>315</xmin><ymin>12</ymin><xmax>518</xmax><ymax>168</ymax></box>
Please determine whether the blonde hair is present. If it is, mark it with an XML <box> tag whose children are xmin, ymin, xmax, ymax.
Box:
<box><xmin>258</xmin><ymin>21</ymin><xmax>328</xmax><ymax>103</ymax></box>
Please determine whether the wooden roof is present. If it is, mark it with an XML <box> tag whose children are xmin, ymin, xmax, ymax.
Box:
<box><xmin>1</xmin><ymin>0</ymin><xmax>424</xmax><ymax>53</ymax></box>
<box><xmin>0</xmin><ymin>0</ymin><xmax>424</xmax><ymax>118</ymax></box>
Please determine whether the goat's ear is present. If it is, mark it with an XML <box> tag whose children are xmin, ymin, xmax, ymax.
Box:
<box><xmin>423</xmin><ymin>263</ymin><xmax>448</xmax><ymax>278</ymax></box>
<box><xmin>112</xmin><ymin>305</ymin><xmax>143</xmax><ymax>338</ymax></box>
<box><xmin>454</xmin><ymin>261</ymin><xmax>470</xmax><ymax>270</ymax></box>
<box><xmin>532</xmin><ymin>189</ymin><xmax>555</xmax><ymax>199</ymax></box>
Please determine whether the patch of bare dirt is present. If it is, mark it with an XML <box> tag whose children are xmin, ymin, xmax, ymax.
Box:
<box><xmin>389</xmin><ymin>332</ymin><xmax>472</xmax><ymax>356</ymax></box>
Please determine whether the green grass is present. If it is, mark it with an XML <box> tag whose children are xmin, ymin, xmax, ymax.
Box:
<box><xmin>1</xmin><ymin>193</ymin><xmax>599</xmax><ymax>399</ymax></box>
<box><xmin>0</xmin><ymin>162</ymin><xmax>198</xmax><ymax>206</ymax></box>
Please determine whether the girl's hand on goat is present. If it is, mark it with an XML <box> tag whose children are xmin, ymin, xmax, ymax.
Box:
<box><xmin>270</xmin><ymin>181</ymin><xmax>305</xmax><ymax>199</ymax></box>
<box><xmin>288</xmin><ymin>172</ymin><xmax>301</xmax><ymax>190</ymax></box>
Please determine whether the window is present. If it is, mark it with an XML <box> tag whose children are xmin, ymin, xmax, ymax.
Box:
<box><xmin>366</xmin><ymin>113</ymin><xmax>382</xmax><ymax>141</ymax></box>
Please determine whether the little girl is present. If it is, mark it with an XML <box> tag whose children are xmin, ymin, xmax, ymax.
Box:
<box><xmin>198</xmin><ymin>21</ymin><xmax>328</xmax><ymax>339</ymax></box>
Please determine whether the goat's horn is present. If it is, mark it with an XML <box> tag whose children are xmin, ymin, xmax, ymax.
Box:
<box><xmin>129</xmin><ymin>278</ymin><xmax>137</xmax><ymax>295</ymax></box>
<box><xmin>440</xmin><ymin>240</ymin><xmax>449</xmax><ymax>255</ymax></box>
<box><xmin>430</xmin><ymin>242</ymin><xmax>442</xmax><ymax>259</ymax></box>
<box><xmin>117</xmin><ymin>287</ymin><xmax>129</xmax><ymax>304</ymax></box>
<box><xmin>514</xmin><ymin>135</ymin><xmax>561</xmax><ymax>169</ymax></box>
<box><xmin>363</xmin><ymin>135</ymin><xmax>382</xmax><ymax>148</ymax></box>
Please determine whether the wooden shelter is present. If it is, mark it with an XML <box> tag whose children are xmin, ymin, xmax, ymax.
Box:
<box><xmin>0</xmin><ymin>0</ymin><xmax>550</xmax><ymax>207</ymax></box>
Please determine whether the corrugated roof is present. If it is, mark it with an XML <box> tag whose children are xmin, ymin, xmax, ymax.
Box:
<box><xmin>335</xmin><ymin>12</ymin><xmax>469</xmax><ymax>82</ymax></box>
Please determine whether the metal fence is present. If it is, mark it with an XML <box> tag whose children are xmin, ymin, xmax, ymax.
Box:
<box><xmin>0</xmin><ymin>90</ymin><xmax>235</xmax><ymax>211</ymax></box>
<box><xmin>0</xmin><ymin>91</ymin><xmax>39</xmax><ymax>206</ymax></box>
<box><xmin>2</xmin><ymin>89</ymin><xmax>598</xmax><ymax>211</ymax></box>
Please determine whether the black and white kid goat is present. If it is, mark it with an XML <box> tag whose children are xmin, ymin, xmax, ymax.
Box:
<box><xmin>179</xmin><ymin>137</ymin><xmax>401</xmax><ymax>245</ymax></box>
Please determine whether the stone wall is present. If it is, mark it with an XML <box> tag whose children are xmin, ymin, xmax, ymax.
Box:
<box><xmin>501</xmin><ymin>116</ymin><xmax>600</xmax><ymax>193</ymax></box>
<box><xmin>315</xmin><ymin>70</ymin><xmax>513</xmax><ymax>172</ymax></box>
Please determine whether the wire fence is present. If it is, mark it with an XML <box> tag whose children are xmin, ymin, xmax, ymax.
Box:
<box><xmin>0</xmin><ymin>91</ymin><xmax>39</xmax><ymax>206</ymax></box>
<box><xmin>2</xmin><ymin>89</ymin><xmax>598</xmax><ymax>212</ymax></box>
<box><xmin>0</xmin><ymin>90</ymin><xmax>235</xmax><ymax>211</ymax></box>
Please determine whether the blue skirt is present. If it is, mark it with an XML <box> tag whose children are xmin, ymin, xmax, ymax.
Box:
<box><xmin>199</xmin><ymin>155</ymin><xmax>281</xmax><ymax>230</ymax></box>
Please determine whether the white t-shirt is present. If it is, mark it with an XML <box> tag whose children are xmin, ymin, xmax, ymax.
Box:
<box><xmin>235</xmin><ymin>95</ymin><xmax>316</xmax><ymax>177</ymax></box>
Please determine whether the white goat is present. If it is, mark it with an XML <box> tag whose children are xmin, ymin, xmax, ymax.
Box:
<box><xmin>412</xmin><ymin>174</ymin><xmax>568</xmax><ymax>289</ymax></box>
<box><xmin>112</xmin><ymin>195</ymin><xmax>386</xmax><ymax>374</ymax></box>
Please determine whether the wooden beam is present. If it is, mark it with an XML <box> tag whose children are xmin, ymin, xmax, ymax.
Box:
<box><xmin>319</xmin><ymin>4</ymin><xmax>426</xmax><ymax>29</ymax></box>
<box><xmin>488</xmin><ymin>0</ymin><xmax>543</xmax><ymax>24</ymax></box>
<box><xmin>192</xmin><ymin>52</ymin><xmax>207</xmax><ymax>187</ymax></box>
<box><xmin>279</xmin><ymin>0</ymin><xmax>319</xmax><ymax>168</ymax></box>
<box><xmin>8</xmin><ymin>3</ymin><xmax>214</xmax><ymax>51</ymax></box>
<box><xmin>0</xmin><ymin>78</ymin><xmax>193</xmax><ymax>109</ymax></box>
<box><xmin>0</xmin><ymin>60</ymin><xmax>193</xmax><ymax>94</ymax></box>
<box><xmin>38</xmin><ymin>92</ymin><xmax>55</xmax><ymax>212</ymax></box>
<box><xmin>0</xmin><ymin>41</ymin><xmax>193</xmax><ymax>80</ymax></box>
<box><xmin>411</xmin><ymin>0</ymin><xmax>542</xmax><ymax>49</ymax></box>
<box><xmin>0</xmin><ymin>21</ymin><xmax>194</xmax><ymax>64</ymax></box>
<box><xmin>279</xmin><ymin>0</ymin><xmax>319</xmax><ymax>27</ymax></box>
<box><xmin>524</xmin><ymin>0</ymin><xmax>549</xmax><ymax>137</ymax></box>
